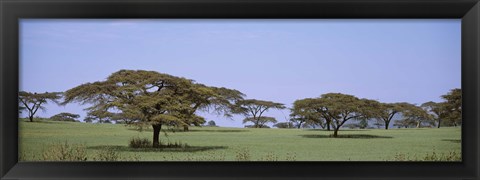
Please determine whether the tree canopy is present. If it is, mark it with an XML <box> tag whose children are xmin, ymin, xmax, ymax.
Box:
<box><xmin>50</xmin><ymin>112</ymin><xmax>80</xmax><ymax>122</ymax></box>
<box><xmin>234</xmin><ymin>99</ymin><xmax>285</xmax><ymax>128</ymax></box>
<box><xmin>370</xmin><ymin>102</ymin><xmax>411</xmax><ymax>130</ymax></box>
<box><xmin>19</xmin><ymin>91</ymin><xmax>62</xmax><ymax>122</ymax></box>
<box><xmin>63</xmin><ymin>69</ymin><xmax>243</xmax><ymax>147</ymax></box>
<box><xmin>440</xmin><ymin>88</ymin><xmax>461</xmax><ymax>127</ymax></box>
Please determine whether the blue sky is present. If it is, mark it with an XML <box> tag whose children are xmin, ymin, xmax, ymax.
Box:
<box><xmin>19</xmin><ymin>19</ymin><xmax>461</xmax><ymax>127</ymax></box>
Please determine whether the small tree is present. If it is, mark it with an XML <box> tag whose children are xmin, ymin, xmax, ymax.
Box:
<box><xmin>50</xmin><ymin>112</ymin><xmax>80</xmax><ymax>122</ymax></box>
<box><xmin>206</xmin><ymin>120</ymin><xmax>217</xmax><ymax>127</ymax></box>
<box><xmin>19</xmin><ymin>91</ymin><xmax>62</xmax><ymax>122</ymax></box>
<box><xmin>234</xmin><ymin>99</ymin><xmax>285</xmax><ymax>128</ymax></box>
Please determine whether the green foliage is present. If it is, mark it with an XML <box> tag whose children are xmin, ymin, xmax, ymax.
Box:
<box><xmin>440</xmin><ymin>88</ymin><xmax>462</xmax><ymax>127</ymax></box>
<box><xmin>50</xmin><ymin>112</ymin><xmax>80</xmax><ymax>122</ymax></box>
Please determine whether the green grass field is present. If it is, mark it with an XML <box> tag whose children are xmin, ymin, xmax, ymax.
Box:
<box><xmin>19</xmin><ymin>120</ymin><xmax>461</xmax><ymax>161</ymax></box>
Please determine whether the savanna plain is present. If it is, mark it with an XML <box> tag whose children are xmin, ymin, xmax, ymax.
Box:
<box><xmin>19</xmin><ymin>120</ymin><xmax>461</xmax><ymax>161</ymax></box>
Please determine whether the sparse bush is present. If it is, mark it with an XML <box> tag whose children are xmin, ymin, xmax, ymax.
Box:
<box><xmin>391</xmin><ymin>150</ymin><xmax>461</xmax><ymax>161</ymax></box>
<box><xmin>285</xmin><ymin>152</ymin><xmax>297</xmax><ymax>161</ymax></box>
<box><xmin>41</xmin><ymin>141</ymin><xmax>87</xmax><ymax>161</ymax></box>
<box><xmin>235</xmin><ymin>147</ymin><xmax>251</xmax><ymax>161</ymax></box>
<box><xmin>93</xmin><ymin>147</ymin><xmax>120</xmax><ymax>161</ymax></box>
<box><xmin>258</xmin><ymin>152</ymin><xmax>279</xmax><ymax>161</ymax></box>
<box><xmin>129</xmin><ymin>137</ymin><xmax>152</xmax><ymax>148</ymax></box>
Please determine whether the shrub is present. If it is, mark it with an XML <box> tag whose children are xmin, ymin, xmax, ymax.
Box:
<box><xmin>93</xmin><ymin>147</ymin><xmax>120</xmax><ymax>161</ymax></box>
<box><xmin>391</xmin><ymin>150</ymin><xmax>461</xmax><ymax>161</ymax></box>
<box><xmin>235</xmin><ymin>147</ymin><xmax>251</xmax><ymax>161</ymax></box>
<box><xmin>129</xmin><ymin>137</ymin><xmax>151</xmax><ymax>148</ymax></box>
<box><xmin>41</xmin><ymin>141</ymin><xmax>87</xmax><ymax>161</ymax></box>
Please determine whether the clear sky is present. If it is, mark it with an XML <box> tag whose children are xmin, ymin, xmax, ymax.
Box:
<box><xmin>19</xmin><ymin>19</ymin><xmax>461</xmax><ymax>127</ymax></box>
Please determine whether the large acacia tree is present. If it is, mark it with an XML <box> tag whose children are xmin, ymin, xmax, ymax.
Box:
<box><xmin>19</xmin><ymin>91</ymin><xmax>62</xmax><ymax>122</ymax></box>
<box><xmin>63</xmin><ymin>70</ymin><xmax>241</xmax><ymax>147</ymax></box>
<box><xmin>235</xmin><ymin>99</ymin><xmax>285</xmax><ymax>128</ymax></box>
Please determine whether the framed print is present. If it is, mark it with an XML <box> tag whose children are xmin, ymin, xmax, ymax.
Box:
<box><xmin>1</xmin><ymin>0</ymin><xmax>479</xmax><ymax>179</ymax></box>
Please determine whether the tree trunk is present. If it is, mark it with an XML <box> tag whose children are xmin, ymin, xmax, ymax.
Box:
<box><xmin>385</xmin><ymin>120</ymin><xmax>390</xmax><ymax>130</ymax></box>
<box><xmin>152</xmin><ymin>124</ymin><xmax>162</xmax><ymax>148</ymax></box>
<box><xmin>183</xmin><ymin>125</ymin><xmax>189</xmax><ymax>131</ymax></box>
<box><xmin>416</xmin><ymin>121</ymin><xmax>420</xmax><ymax>128</ymax></box>
<box><xmin>29</xmin><ymin>115</ymin><xmax>34</xmax><ymax>122</ymax></box>
<box><xmin>326</xmin><ymin>121</ymin><xmax>331</xmax><ymax>131</ymax></box>
<box><xmin>437</xmin><ymin>119</ymin><xmax>441</xmax><ymax>128</ymax></box>
<box><xmin>333</xmin><ymin>127</ymin><xmax>339</xmax><ymax>137</ymax></box>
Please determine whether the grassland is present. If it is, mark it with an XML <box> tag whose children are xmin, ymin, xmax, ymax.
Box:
<box><xmin>19</xmin><ymin>119</ymin><xmax>461</xmax><ymax>161</ymax></box>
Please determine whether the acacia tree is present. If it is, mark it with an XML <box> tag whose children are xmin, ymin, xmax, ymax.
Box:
<box><xmin>315</xmin><ymin>93</ymin><xmax>375</xmax><ymax>137</ymax></box>
<box><xmin>401</xmin><ymin>103</ymin><xmax>433</xmax><ymax>128</ymax></box>
<box><xmin>290</xmin><ymin>98</ymin><xmax>326</xmax><ymax>129</ymax></box>
<box><xmin>440</xmin><ymin>88</ymin><xmax>462</xmax><ymax>127</ymax></box>
<box><xmin>50</xmin><ymin>112</ymin><xmax>80</xmax><ymax>122</ymax></box>
<box><xmin>371</xmin><ymin>102</ymin><xmax>411</xmax><ymax>130</ymax></box>
<box><xmin>63</xmin><ymin>70</ymin><xmax>222</xmax><ymax>147</ymax></box>
<box><xmin>179</xmin><ymin>85</ymin><xmax>245</xmax><ymax>131</ymax></box>
<box><xmin>19</xmin><ymin>91</ymin><xmax>62</xmax><ymax>122</ymax></box>
<box><xmin>421</xmin><ymin>101</ymin><xmax>447</xmax><ymax>128</ymax></box>
<box><xmin>235</xmin><ymin>99</ymin><xmax>285</xmax><ymax>128</ymax></box>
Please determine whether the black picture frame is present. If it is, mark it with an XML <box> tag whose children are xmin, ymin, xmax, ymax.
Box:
<box><xmin>1</xmin><ymin>0</ymin><xmax>479</xmax><ymax>179</ymax></box>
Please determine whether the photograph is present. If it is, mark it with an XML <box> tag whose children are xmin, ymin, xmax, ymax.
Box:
<box><xmin>18</xmin><ymin>19</ymin><xmax>461</xmax><ymax>162</ymax></box>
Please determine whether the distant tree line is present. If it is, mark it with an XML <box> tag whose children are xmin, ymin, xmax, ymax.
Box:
<box><xmin>285</xmin><ymin>89</ymin><xmax>461</xmax><ymax>137</ymax></box>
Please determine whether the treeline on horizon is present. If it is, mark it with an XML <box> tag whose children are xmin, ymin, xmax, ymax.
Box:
<box><xmin>19</xmin><ymin>69</ymin><xmax>461</xmax><ymax>144</ymax></box>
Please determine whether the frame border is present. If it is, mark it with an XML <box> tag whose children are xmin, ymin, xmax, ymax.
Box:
<box><xmin>1</xmin><ymin>0</ymin><xmax>479</xmax><ymax>179</ymax></box>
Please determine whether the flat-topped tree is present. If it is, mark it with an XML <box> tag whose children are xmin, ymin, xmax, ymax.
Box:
<box><xmin>372</xmin><ymin>102</ymin><xmax>412</xmax><ymax>130</ymax></box>
<box><xmin>401</xmin><ymin>103</ymin><xmax>434</xmax><ymax>128</ymax></box>
<box><xmin>19</xmin><ymin>91</ymin><xmax>62</xmax><ymax>122</ymax></box>
<box><xmin>421</xmin><ymin>101</ymin><xmax>447</xmax><ymax>128</ymax></box>
<box><xmin>235</xmin><ymin>99</ymin><xmax>285</xmax><ymax>128</ymax></box>
<box><xmin>317</xmin><ymin>93</ymin><xmax>375</xmax><ymax>137</ymax></box>
<box><xmin>63</xmin><ymin>70</ymin><xmax>206</xmax><ymax>147</ymax></box>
